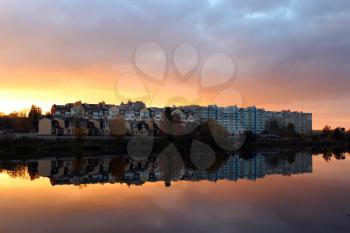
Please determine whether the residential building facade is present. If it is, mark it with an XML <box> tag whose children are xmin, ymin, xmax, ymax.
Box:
<box><xmin>40</xmin><ymin>101</ymin><xmax>312</xmax><ymax>136</ymax></box>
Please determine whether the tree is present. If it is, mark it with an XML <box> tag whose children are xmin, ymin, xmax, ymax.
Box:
<box><xmin>13</xmin><ymin>118</ymin><xmax>34</xmax><ymax>133</ymax></box>
<box><xmin>109</xmin><ymin>116</ymin><xmax>128</xmax><ymax>136</ymax></box>
<box><xmin>27</xmin><ymin>162</ymin><xmax>40</xmax><ymax>181</ymax></box>
<box><xmin>333</xmin><ymin>149</ymin><xmax>346</xmax><ymax>160</ymax></box>
<box><xmin>278</xmin><ymin>123</ymin><xmax>297</xmax><ymax>137</ymax></box>
<box><xmin>206</xmin><ymin>120</ymin><xmax>242</xmax><ymax>151</ymax></box>
<box><xmin>332</xmin><ymin>127</ymin><xmax>346</xmax><ymax>141</ymax></box>
<box><xmin>9</xmin><ymin>112</ymin><xmax>19</xmax><ymax>118</ymax></box>
<box><xmin>159</xmin><ymin>107</ymin><xmax>174</xmax><ymax>140</ymax></box>
<box><xmin>244</xmin><ymin>130</ymin><xmax>257</xmax><ymax>144</ymax></box>
<box><xmin>45</xmin><ymin>111</ymin><xmax>52</xmax><ymax>117</ymax></box>
<box><xmin>266</xmin><ymin>120</ymin><xmax>279</xmax><ymax>133</ymax></box>
<box><xmin>73</xmin><ymin>119</ymin><xmax>86</xmax><ymax>141</ymax></box>
<box><xmin>310</xmin><ymin>134</ymin><xmax>320</xmax><ymax>142</ymax></box>
<box><xmin>347</xmin><ymin>129</ymin><xmax>350</xmax><ymax>141</ymax></box>
<box><xmin>28</xmin><ymin>105</ymin><xmax>42</xmax><ymax>131</ymax></box>
<box><xmin>109</xmin><ymin>157</ymin><xmax>126</xmax><ymax>182</ymax></box>
<box><xmin>18</xmin><ymin>110</ymin><xmax>27</xmax><ymax>118</ymax></box>
<box><xmin>28</xmin><ymin>105</ymin><xmax>42</xmax><ymax>121</ymax></box>
<box><xmin>322</xmin><ymin>149</ymin><xmax>333</xmax><ymax>162</ymax></box>
<box><xmin>164</xmin><ymin>107</ymin><xmax>173</xmax><ymax>122</ymax></box>
<box><xmin>321</xmin><ymin>125</ymin><xmax>332</xmax><ymax>138</ymax></box>
<box><xmin>287</xmin><ymin>123</ymin><xmax>296</xmax><ymax>134</ymax></box>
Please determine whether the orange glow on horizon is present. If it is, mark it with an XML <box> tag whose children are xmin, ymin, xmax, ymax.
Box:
<box><xmin>1</xmin><ymin>67</ymin><xmax>349</xmax><ymax>129</ymax></box>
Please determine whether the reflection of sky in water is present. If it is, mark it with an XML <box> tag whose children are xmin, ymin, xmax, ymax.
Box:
<box><xmin>0</xmin><ymin>154</ymin><xmax>349</xmax><ymax>233</ymax></box>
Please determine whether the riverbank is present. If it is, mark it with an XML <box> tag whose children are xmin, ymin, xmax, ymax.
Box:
<box><xmin>243</xmin><ymin>136</ymin><xmax>350</xmax><ymax>149</ymax></box>
<box><xmin>0</xmin><ymin>135</ymin><xmax>349</xmax><ymax>159</ymax></box>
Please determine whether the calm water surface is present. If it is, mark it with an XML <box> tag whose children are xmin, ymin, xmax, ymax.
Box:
<box><xmin>0</xmin><ymin>151</ymin><xmax>349</xmax><ymax>233</ymax></box>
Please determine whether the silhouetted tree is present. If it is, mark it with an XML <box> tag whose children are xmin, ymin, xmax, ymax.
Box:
<box><xmin>322</xmin><ymin>148</ymin><xmax>333</xmax><ymax>162</ymax></box>
<box><xmin>45</xmin><ymin>111</ymin><xmax>52</xmax><ymax>117</ymax></box>
<box><xmin>2</xmin><ymin>162</ymin><xmax>27</xmax><ymax>178</ymax></box>
<box><xmin>73</xmin><ymin>120</ymin><xmax>86</xmax><ymax>142</ymax></box>
<box><xmin>287</xmin><ymin>123</ymin><xmax>296</xmax><ymax>135</ymax></box>
<box><xmin>9</xmin><ymin>112</ymin><xmax>19</xmax><ymax>118</ymax></box>
<box><xmin>28</xmin><ymin>105</ymin><xmax>42</xmax><ymax>120</ymax></box>
<box><xmin>110</xmin><ymin>116</ymin><xmax>128</xmax><ymax>136</ymax></box>
<box><xmin>28</xmin><ymin>105</ymin><xmax>42</xmax><ymax>131</ymax></box>
<box><xmin>332</xmin><ymin>127</ymin><xmax>346</xmax><ymax>141</ymax></box>
<box><xmin>245</xmin><ymin>131</ymin><xmax>257</xmax><ymax>144</ymax></box>
<box><xmin>333</xmin><ymin>148</ymin><xmax>346</xmax><ymax>160</ymax></box>
<box><xmin>0</xmin><ymin>116</ymin><xmax>34</xmax><ymax>133</ymax></box>
<box><xmin>164</xmin><ymin>107</ymin><xmax>173</xmax><ymax>122</ymax></box>
<box><xmin>159</xmin><ymin>107</ymin><xmax>174</xmax><ymax>140</ymax></box>
<box><xmin>109</xmin><ymin>157</ymin><xmax>126</xmax><ymax>182</ymax></box>
<box><xmin>266</xmin><ymin>120</ymin><xmax>279</xmax><ymax>134</ymax></box>
<box><xmin>310</xmin><ymin>134</ymin><xmax>320</xmax><ymax>142</ymax></box>
<box><xmin>321</xmin><ymin>125</ymin><xmax>332</xmax><ymax>138</ymax></box>
<box><xmin>27</xmin><ymin>162</ymin><xmax>40</xmax><ymax>181</ymax></box>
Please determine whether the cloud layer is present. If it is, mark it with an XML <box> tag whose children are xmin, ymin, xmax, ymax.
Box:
<box><xmin>0</xmin><ymin>0</ymin><xmax>350</xmax><ymax>128</ymax></box>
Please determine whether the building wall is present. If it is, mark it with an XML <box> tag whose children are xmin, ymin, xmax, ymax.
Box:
<box><xmin>38</xmin><ymin>118</ymin><xmax>52</xmax><ymax>135</ymax></box>
<box><xmin>49</xmin><ymin>102</ymin><xmax>312</xmax><ymax>136</ymax></box>
<box><xmin>265</xmin><ymin>110</ymin><xmax>312</xmax><ymax>134</ymax></box>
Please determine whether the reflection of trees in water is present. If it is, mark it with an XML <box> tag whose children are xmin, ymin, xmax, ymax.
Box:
<box><xmin>206</xmin><ymin>150</ymin><xmax>230</xmax><ymax>174</ymax></box>
<box><xmin>322</xmin><ymin>147</ymin><xmax>347</xmax><ymax>162</ymax></box>
<box><xmin>262</xmin><ymin>150</ymin><xmax>303</xmax><ymax>168</ymax></box>
<box><xmin>193</xmin><ymin>120</ymin><xmax>233</xmax><ymax>151</ymax></box>
<box><xmin>0</xmin><ymin>147</ymin><xmax>348</xmax><ymax>185</ymax></box>
<box><xmin>0</xmin><ymin>161</ymin><xmax>40</xmax><ymax>180</ymax></box>
<box><xmin>109</xmin><ymin>157</ymin><xmax>125</xmax><ymax>182</ymax></box>
<box><xmin>287</xmin><ymin>154</ymin><xmax>295</xmax><ymax>164</ymax></box>
<box><xmin>333</xmin><ymin>148</ymin><xmax>346</xmax><ymax>160</ymax></box>
<box><xmin>6</xmin><ymin>166</ymin><xmax>26</xmax><ymax>178</ymax></box>
<box><xmin>323</xmin><ymin>148</ymin><xmax>333</xmax><ymax>162</ymax></box>
<box><xmin>27</xmin><ymin>162</ymin><xmax>40</xmax><ymax>181</ymax></box>
<box><xmin>0</xmin><ymin>161</ymin><xmax>27</xmax><ymax>179</ymax></box>
<box><xmin>166</xmin><ymin>142</ymin><xmax>230</xmax><ymax>174</ymax></box>
<box><xmin>270</xmin><ymin>156</ymin><xmax>279</xmax><ymax>167</ymax></box>
<box><xmin>72</xmin><ymin>158</ymin><xmax>85</xmax><ymax>174</ymax></box>
<box><xmin>158</xmin><ymin>144</ymin><xmax>184</xmax><ymax>187</ymax></box>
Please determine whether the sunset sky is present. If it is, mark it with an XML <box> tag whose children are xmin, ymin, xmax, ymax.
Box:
<box><xmin>1</xmin><ymin>0</ymin><xmax>350</xmax><ymax>129</ymax></box>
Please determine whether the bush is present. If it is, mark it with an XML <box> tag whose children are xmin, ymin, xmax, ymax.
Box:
<box><xmin>310</xmin><ymin>134</ymin><xmax>320</xmax><ymax>142</ymax></box>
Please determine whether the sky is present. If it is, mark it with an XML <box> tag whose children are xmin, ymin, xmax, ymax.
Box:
<box><xmin>0</xmin><ymin>0</ymin><xmax>350</xmax><ymax>129</ymax></box>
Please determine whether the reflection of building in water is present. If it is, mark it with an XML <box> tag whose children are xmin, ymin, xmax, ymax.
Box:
<box><xmin>265</xmin><ymin>152</ymin><xmax>313</xmax><ymax>176</ymax></box>
<box><xmin>0</xmin><ymin>152</ymin><xmax>313</xmax><ymax>186</ymax></box>
<box><xmin>190</xmin><ymin>154</ymin><xmax>266</xmax><ymax>182</ymax></box>
<box><xmin>29</xmin><ymin>152</ymin><xmax>314</xmax><ymax>186</ymax></box>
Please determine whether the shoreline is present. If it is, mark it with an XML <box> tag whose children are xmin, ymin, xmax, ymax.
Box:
<box><xmin>0</xmin><ymin>135</ymin><xmax>349</xmax><ymax>159</ymax></box>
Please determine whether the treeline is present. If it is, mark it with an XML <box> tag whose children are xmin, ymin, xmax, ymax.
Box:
<box><xmin>0</xmin><ymin>117</ymin><xmax>35</xmax><ymax>133</ymax></box>
<box><xmin>0</xmin><ymin>105</ymin><xmax>42</xmax><ymax>133</ymax></box>
<box><xmin>243</xmin><ymin>123</ymin><xmax>350</xmax><ymax>148</ymax></box>
<box><xmin>318</xmin><ymin>125</ymin><xmax>350</xmax><ymax>141</ymax></box>
<box><xmin>264</xmin><ymin>121</ymin><xmax>300</xmax><ymax>137</ymax></box>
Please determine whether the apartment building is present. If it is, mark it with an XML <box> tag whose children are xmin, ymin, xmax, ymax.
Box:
<box><xmin>42</xmin><ymin>101</ymin><xmax>312</xmax><ymax>136</ymax></box>
<box><xmin>238</xmin><ymin>107</ymin><xmax>266</xmax><ymax>134</ymax></box>
<box><xmin>202</xmin><ymin>105</ymin><xmax>266</xmax><ymax>134</ymax></box>
<box><xmin>51</xmin><ymin>101</ymin><xmax>118</xmax><ymax>120</ymax></box>
<box><xmin>265</xmin><ymin>110</ymin><xmax>312</xmax><ymax>134</ymax></box>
